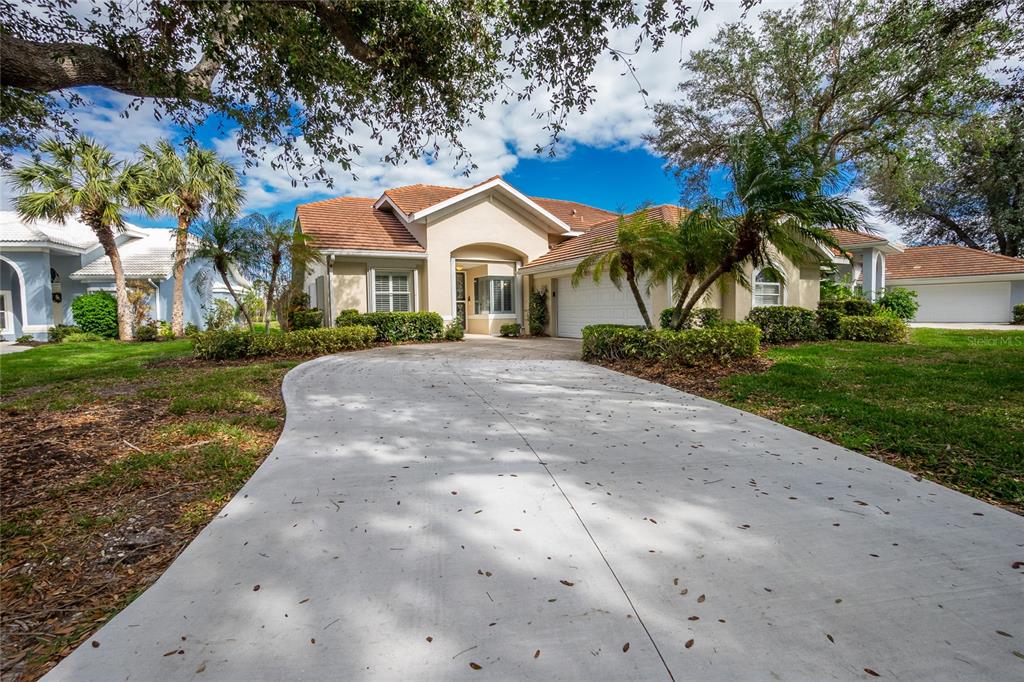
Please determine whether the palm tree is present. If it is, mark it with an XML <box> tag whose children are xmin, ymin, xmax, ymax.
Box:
<box><xmin>572</xmin><ymin>208</ymin><xmax>663</xmax><ymax>329</ymax></box>
<box><xmin>246</xmin><ymin>213</ymin><xmax>321</xmax><ymax>331</ymax></box>
<box><xmin>191</xmin><ymin>218</ymin><xmax>256</xmax><ymax>330</ymax></box>
<box><xmin>670</xmin><ymin>129</ymin><xmax>869</xmax><ymax>323</ymax></box>
<box><xmin>141</xmin><ymin>140</ymin><xmax>242</xmax><ymax>337</ymax></box>
<box><xmin>12</xmin><ymin>136</ymin><xmax>153</xmax><ymax>340</ymax></box>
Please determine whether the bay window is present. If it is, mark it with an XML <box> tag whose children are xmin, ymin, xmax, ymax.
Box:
<box><xmin>474</xmin><ymin>276</ymin><xmax>514</xmax><ymax>315</ymax></box>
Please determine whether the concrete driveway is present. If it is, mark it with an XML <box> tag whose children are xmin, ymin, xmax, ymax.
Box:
<box><xmin>48</xmin><ymin>339</ymin><xmax>1023</xmax><ymax>681</ymax></box>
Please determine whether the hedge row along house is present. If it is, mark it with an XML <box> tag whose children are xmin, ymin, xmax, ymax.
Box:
<box><xmin>0</xmin><ymin>212</ymin><xmax>250</xmax><ymax>340</ymax></box>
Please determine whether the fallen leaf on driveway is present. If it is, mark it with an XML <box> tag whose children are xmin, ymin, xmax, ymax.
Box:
<box><xmin>560</xmin><ymin>580</ymin><xmax>574</xmax><ymax>587</ymax></box>
<box><xmin>622</xmin><ymin>642</ymin><xmax>630</xmax><ymax>652</ymax></box>
<box><xmin>685</xmin><ymin>639</ymin><xmax>694</xmax><ymax>649</ymax></box>
<box><xmin>469</xmin><ymin>662</ymin><xmax>482</xmax><ymax>670</ymax></box>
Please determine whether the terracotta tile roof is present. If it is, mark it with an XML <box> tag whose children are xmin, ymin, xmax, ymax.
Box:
<box><xmin>524</xmin><ymin>205</ymin><xmax>686</xmax><ymax>270</ymax></box>
<box><xmin>296</xmin><ymin>197</ymin><xmax>424</xmax><ymax>252</ymax></box>
<box><xmin>886</xmin><ymin>245</ymin><xmax>1024</xmax><ymax>280</ymax></box>
<box><xmin>530</xmin><ymin>197</ymin><xmax>618</xmax><ymax>231</ymax></box>
<box><xmin>828</xmin><ymin>228</ymin><xmax>888</xmax><ymax>247</ymax></box>
<box><xmin>383</xmin><ymin>184</ymin><xmax>465</xmax><ymax>215</ymax></box>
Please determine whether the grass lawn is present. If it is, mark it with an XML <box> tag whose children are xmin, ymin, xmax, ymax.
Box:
<box><xmin>0</xmin><ymin>340</ymin><xmax>301</xmax><ymax>681</ymax></box>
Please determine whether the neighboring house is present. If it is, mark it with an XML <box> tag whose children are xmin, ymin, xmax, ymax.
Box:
<box><xmin>295</xmin><ymin>177</ymin><xmax>824</xmax><ymax>338</ymax></box>
<box><xmin>0</xmin><ymin>212</ymin><xmax>249</xmax><ymax>340</ymax></box>
<box><xmin>828</xmin><ymin>228</ymin><xmax>1024</xmax><ymax>323</ymax></box>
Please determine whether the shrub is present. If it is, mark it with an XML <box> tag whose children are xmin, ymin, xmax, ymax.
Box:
<box><xmin>444</xmin><ymin>319</ymin><xmax>465</xmax><ymax>341</ymax></box>
<box><xmin>529</xmin><ymin>288</ymin><xmax>549</xmax><ymax>335</ymax></box>
<box><xmin>71</xmin><ymin>291</ymin><xmax>118</xmax><ymax>338</ymax></box>
<box><xmin>500</xmin><ymin>323</ymin><xmax>522</xmax><ymax>337</ymax></box>
<box><xmin>816</xmin><ymin>307</ymin><xmax>843</xmax><ymax>340</ymax></box>
<box><xmin>876</xmin><ymin>287</ymin><xmax>919</xmax><ymax>321</ymax></box>
<box><xmin>15</xmin><ymin>334</ymin><xmax>33</xmax><ymax>344</ymax></box>
<box><xmin>581</xmin><ymin>324</ymin><xmax>650</xmax><ymax>361</ymax></box>
<box><xmin>820</xmin><ymin>277</ymin><xmax>854</xmax><ymax>302</ymax></box>
<box><xmin>135</xmin><ymin>321</ymin><xmax>159</xmax><ymax>341</ymax></box>
<box><xmin>185</xmin><ymin>322</ymin><xmax>201</xmax><ymax>337</ymax></box>
<box><xmin>1012</xmin><ymin>303</ymin><xmax>1024</xmax><ymax>325</ymax></box>
<box><xmin>582</xmin><ymin>323</ymin><xmax>760</xmax><ymax>366</ymax></box>
<box><xmin>193</xmin><ymin>326</ymin><xmax>376</xmax><ymax>360</ymax></box>
<box><xmin>842</xmin><ymin>298</ymin><xmax>874</xmax><ymax>316</ymax></box>
<box><xmin>838</xmin><ymin>315</ymin><xmax>908</xmax><ymax>343</ymax></box>
<box><xmin>746</xmin><ymin>306</ymin><xmax>819</xmax><ymax>344</ymax></box>
<box><xmin>659</xmin><ymin>307</ymin><xmax>723</xmax><ymax>330</ymax></box>
<box><xmin>203</xmin><ymin>298</ymin><xmax>236</xmax><ymax>331</ymax></box>
<box><xmin>48</xmin><ymin>324</ymin><xmax>81</xmax><ymax>342</ymax></box>
<box><xmin>159</xmin><ymin>321</ymin><xmax>175</xmax><ymax>340</ymax></box>
<box><xmin>334</xmin><ymin>308</ymin><xmax>362</xmax><ymax>326</ymax></box>
<box><xmin>62</xmin><ymin>332</ymin><xmax>105</xmax><ymax>343</ymax></box>
<box><xmin>357</xmin><ymin>311</ymin><xmax>444</xmax><ymax>342</ymax></box>
<box><xmin>289</xmin><ymin>307</ymin><xmax>323</xmax><ymax>330</ymax></box>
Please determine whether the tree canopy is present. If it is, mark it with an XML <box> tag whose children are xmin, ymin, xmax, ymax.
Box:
<box><xmin>647</xmin><ymin>0</ymin><xmax>1012</xmax><ymax>201</ymax></box>
<box><xmin>1</xmin><ymin>0</ymin><xmax>714</xmax><ymax>179</ymax></box>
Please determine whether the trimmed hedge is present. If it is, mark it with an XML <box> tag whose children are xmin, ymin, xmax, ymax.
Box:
<box><xmin>71</xmin><ymin>291</ymin><xmax>118</xmax><ymax>338</ymax></box>
<box><xmin>842</xmin><ymin>298</ymin><xmax>874</xmax><ymax>316</ymax></box>
<box><xmin>659</xmin><ymin>307</ymin><xmax>722</xmax><ymax>330</ymax></box>
<box><xmin>816</xmin><ymin>307</ymin><xmax>843</xmax><ymax>340</ymax></box>
<box><xmin>338</xmin><ymin>311</ymin><xmax>444</xmax><ymax>342</ymax></box>
<box><xmin>746</xmin><ymin>306</ymin><xmax>819</xmax><ymax>344</ymax></box>
<box><xmin>876</xmin><ymin>287</ymin><xmax>919</xmax><ymax>321</ymax></box>
<box><xmin>193</xmin><ymin>326</ymin><xmax>376</xmax><ymax>360</ymax></box>
<box><xmin>289</xmin><ymin>308</ymin><xmax>323</xmax><ymax>330</ymax></box>
<box><xmin>838</xmin><ymin>315</ymin><xmax>908</xmax><ymax>343</ymax></box>
<box><xmin>500</xmin><ymin>323</ymin><xmax>522</xmax><ymax>337</ymax></box>
<box><xmin>581</xmin><ymin>323</ymin><xmax>760</xmax><ymax>366</ymax></box>
<box><xmin>1013</xmin><ymin>303</ymin><xmax>1024</xmax><ymax>325</ymax></box>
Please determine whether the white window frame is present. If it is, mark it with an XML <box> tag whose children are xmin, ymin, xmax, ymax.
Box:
<box><xmin>753</xmin><ymin>267</ymin><xmax>785</xmax><ymax>307</ymax></box>
<box><xmin>374</xmin><ymin>271</ymin><xmax>413</xmax><ymax>312</ymax></box>
<box><xmin>474</xmin><ymin>276</ymin><xmax>515</xmax><ymax>316</ymax></box>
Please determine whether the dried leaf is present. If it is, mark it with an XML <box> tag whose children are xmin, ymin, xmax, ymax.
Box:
<box><xmin>864</xmin><ymin>668</ymin><xmax>880</xmax><ymax>677</ymax></box>
<box><xmin>469</xmin><ymin>662</ymin><xmax>482</xmax><ymax>670</ymax></box>
<box><xmin>534</xmin><ymin>649</ymin><xmax>541</xmax><ymax>658</ymax></box>
<box><xmin>91</xmin><ymin>641</ymin><xmax>100</xmax><ymax>648</ymax></box>
<box><xmin>826</xmin><ymin>634</ymin><xmax>834</xmax><ymax>643</ymax></box>
<box><xmin>253</xmin><ymin>584</ymin><xmax>261</xmax><ymax>592</ymax></box>
<box><xmin>688</xmin><ymin>616</ymin><xmax>699</xmax><ymax>621</ymax></box>
<box><xmin>685</xmin><ymin>639</ymin><xmax>694</xmax><ymax>649</ymax></box>
<box><xmin>622</xmin><ymin>642</ymin><xmax>630</xmax><ymax>652</ymax></box>
<box><xmin>697</xmin><ymin>594</ymin><xmax>706</xmax><ymax>603</ymax></box>
<box><xmin>996</xmin><ymin>630</ymin><xmax>1012</xmax><ymax>638</ymax></box>
<box><xmin>426</xmin><ymin>636</ymin><xmax>433</xmax><ymax>643</ymax></box>
<box><xmin>560</xmin><ymin>580</ymin><xmax>574</xmax><ymax>587</ymax></box>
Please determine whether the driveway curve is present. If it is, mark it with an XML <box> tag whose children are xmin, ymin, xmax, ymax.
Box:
<box><xmin>48</xmin><ymin>338</ymin><xmax>1023</xmax><ymax>681</ymax></box>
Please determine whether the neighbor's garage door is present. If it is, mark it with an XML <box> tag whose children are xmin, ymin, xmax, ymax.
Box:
<box><xmin>906</xmin><ymin>281</ymin><xmax>1011</xmax><ymax>323</ymax></box>
<box><xmin>556</xmin><ymin>275</ymin><xmax>651</xmax><ymax>338</ymax></box>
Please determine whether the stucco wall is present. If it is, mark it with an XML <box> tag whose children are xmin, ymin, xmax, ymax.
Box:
<box><xmin>422</xmin><ymin>195</ymin><xmax>552</xmax><ymax>320</ymax></box>
<box><xmin>1</xmin><ymin>251</ymin><xmax>52</xmax><ymax>338</ymax></box>
<box><xmin>327</xmin><ymin>257</ymin><xmax>426</xmax><ymax>321</ymax></box>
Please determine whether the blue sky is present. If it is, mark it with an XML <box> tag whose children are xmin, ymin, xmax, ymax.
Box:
<box><xmin>0</xmin><ymin>1</ymin><xmax>903</xmax><ymax>240</ymax></box>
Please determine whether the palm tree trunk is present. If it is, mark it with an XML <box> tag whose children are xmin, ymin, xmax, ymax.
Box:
<box><xmin>95</xmin><ymin>225</ymin><xmax>134</xmax><ymax>341</ymax></box>
<box><xmin>219</xmin><ymin>265</ymin><xmax>253</xmax><ymax>330</ymax></box>
<box><xmin>171</xmin><ymin>213</ymin><xmax>189</xmax><ymax>337</ymax></box>
<box><xmin>264</xmin><ymin>260</ymin><xmax>280</xmax><ymax>333</ymax></box>
<box><xmin>668</xmin><ymin>275</ymin><xmax>694</xmax><ymax>330</ymax></box>
<box><xmin>621</xmin><ymin>254</ymin><xmax>653</xmax><ymax>329</ymax></box>
<box><xmin>679</xmin><ymin>261</ymin><xmax>734</xmax><ymax>323</ymax></box>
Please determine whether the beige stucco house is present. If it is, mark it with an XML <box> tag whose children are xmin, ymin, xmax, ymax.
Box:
<box><xmin>294</xmin><ymin>177</ymin><xmax>823</xmax><ymax>337</ymax></box>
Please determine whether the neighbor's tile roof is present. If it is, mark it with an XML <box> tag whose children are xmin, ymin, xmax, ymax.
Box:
<box><xmin>523</xmin><ymin>205</ymin><xmax>686</xmax><ymax>270</ymax></box>
<box><xmin>828</xmin><ymin>228</ymin><xmax>889</xmax><ymax>248</ymax></box>
<box><xmin>296</xmin><ymin>197</ymin><xmax>425</xmax><ymax>252</ymax></box>
<box><xmin>0</xmin><ymin>211</ymin><xmax>104</xmax><ymax>250</ymax></box>
<box><xmin>886</xmin><ymin>245</ymin><xmax>1024</xmax><ymax>280</ymax></box>
<box><xmin>71</xmin><ymin>228</ymin><xmax>179</xmax><ymax>279</ymax></box>
<box><xmin>530</xmin><ymin>197</ymin><xmax>617</xmax><ymax>231</ymax></box>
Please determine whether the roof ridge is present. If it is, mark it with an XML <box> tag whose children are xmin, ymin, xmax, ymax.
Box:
<box><xmin>298</xmin><ymin>195</ymin><xmax>376</xmax><ymax>208</ymax></box>
<box><xmin>903</xmin><ymin>244</ymin><xmax>1024</xmax><ymax>263</ymax></box>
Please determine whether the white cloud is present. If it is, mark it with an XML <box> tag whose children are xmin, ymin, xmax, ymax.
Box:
<box><xmin>847</xmin><ymin>188</ymin><xmax>906</xmax><ymax>244</ymax></box>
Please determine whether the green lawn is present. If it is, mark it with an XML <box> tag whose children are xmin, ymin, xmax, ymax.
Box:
<box><xmin>1</xmin><ymin>339</ymin><xmax>300</xmax><ymax>680</ymax></box>
<box><xmin>717</xmin><ymin>328</ymin><xmax>1024</xmax><ymax>510</ymax></box>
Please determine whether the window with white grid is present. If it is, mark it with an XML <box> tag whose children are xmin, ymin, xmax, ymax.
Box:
<box><xmin>375</xmin><ymin>272</ymin><xmax>411</xmax><ymax>312</ymax></box>
<box><xmin>753</xmin><ymin>268</ymin><xmax>783</xmax><ymax>307</ymax></box>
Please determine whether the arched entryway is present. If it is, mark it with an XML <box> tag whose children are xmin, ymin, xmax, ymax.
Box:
<box><xmin>451</xmin><ymin>243</ymin><xmax>528</xmax><ymax>335</ymax></box>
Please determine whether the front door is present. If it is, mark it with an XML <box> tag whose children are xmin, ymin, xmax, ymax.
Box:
<box><xmin>455</xmin><ymin>271</ymin><xmax>467</xmax><ymax>326</ymax></box>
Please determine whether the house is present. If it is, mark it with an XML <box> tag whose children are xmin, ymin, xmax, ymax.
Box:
<box><xmin>294</xmin><ymin>177</ymin><xmax>824</xmax><ymax>338</ymax></box>
<box><xmin>828</xmin><ymin>229</ymin><xmax>1024</xmax><ymax>323</ymax></box>
<box><xmin>0</xmin><ymin>212</ymin><xmax>249</xmax><ymax>340</ymax></box>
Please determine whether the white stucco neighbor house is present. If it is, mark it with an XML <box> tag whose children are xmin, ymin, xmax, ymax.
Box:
<box><xmin>0</xmin><ymin>212</ymin><xmax>249</xmax><ymax>340</ymax></box>
<box><xmin>295</xmin><ymin>176</ymin><xmax>825</xmax><ymax>338</ymax></box>
<box><xmin>828</xmin><ymin>228</ymin><xmax>1024</xmax><ymax>323</ymax></box>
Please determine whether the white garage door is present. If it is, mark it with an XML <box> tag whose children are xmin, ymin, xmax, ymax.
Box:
<box><xmin>907</xmin><ymin>281</ymin><xmax>1011</xmax><ymax>323</ymax></box>
<box><xmin>556</xmin><ymin>275</ymin><xmax>652</xmax><ymax>338</ymax></box>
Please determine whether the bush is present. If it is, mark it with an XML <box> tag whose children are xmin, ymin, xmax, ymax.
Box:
<box><xmin>193</xmin><ymin>325</ymin><xmax>377</xmax><ymax>360</ymax></box>
<box><xmin>357</xmin><ymin>311</ymin><xmax>444</xmax><ymax>342</ymax></box>
<box><xmin>159</xmin><ymin>321</ymin><xmax>175</xmax><ymax>340</ymax></box>
<box><xmin>47</xmin><ymin>324</ymin><xmax>81</xmax><ymax>342</ymax></box>
<box><xmin>659</xmin><ymin>307</ymin><xmax>723</xmax><ymax>330</ymax></box>
<box><xmin>820</xmin><ymin>277</ymin><xmax>854</xmax><ymax>302</ymax></box>
<box><xmin>334</xmin><ymin>309</ymin><xmax>362</xmax><ymax>326</ymax></box>
<box><xmin>15</xmin><ymin>334</ymin><xmax>33</xmax><ymax>344</ymax></box>
<box><xmin>444</xmin><ymin>319</ymin><xmax>465</xmax><ymax>341</ymax></box>
<box><xmin>582</xmin><ymin>323</ymin><xmax>760</xmax><ymax>366</ymax></box>
<box><xmin>62</xmin><ymin>332</ymin><xmax>105</xmax><ymax>343</ymax></box>
<box><xmin>842</xmin><ymin>298</ymin><xmax>874</xmax><ymax>316</ymax></box>
<box><xmin>135</xmin><ymin>321</ymin><xmax>159</xmax><ymax>341</ymax></box>
<box><xmin>1012</xmin><ymin>303</ymin><xmax>1024</xmax><ymax>325</ymax></box>
<box><xmin>203</xmin><ymin>299</ymin><xmax>236</xmax><ymax>331</ymax></box>
<box><xmin>71</xmin><ymin>291</ymin><xmax>118</xmax><ymax>338</ymax></box>
<box><xmin>877</xmin><ymin>287</ymin><xmax>919</xmax><ymax>321</ymax></box>
<box><xmin>838</xmin><ymin>315</ymin><xmax>908</xmax><ymax>343</ymax></box>
<box><xmin>500</xmin><ymin>323</ymin><xmax>522</xmax><ymax>337</ymax></box>
<box><xmin>529</xmin><ymin>288</ymin><xmax>549</xmax><ymax>335</ymax></box>
<box><xmin>289</xmin><ymin>307</ymin><xmax>323</xmax><ymax>330</ymax></box>
<box><xmin>746</xmin><ymin>306</ymin><xmax>820</xmax><ymax>344</ymax></box>
<box><xmin>185</xmin><ymin>322</ymin><xmax>201</xmax><ymax>337</ymax></box>
<box><xmin>816</xmin><ymin>307</ymin><xmax>843</xmax><ymax>340</ymax></box>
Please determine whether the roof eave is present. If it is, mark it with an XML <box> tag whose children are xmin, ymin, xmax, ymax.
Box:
<box><xmin>410</xmin><ymin>178</ymin><xmax>573</xmax><ymax>234</ymax></box>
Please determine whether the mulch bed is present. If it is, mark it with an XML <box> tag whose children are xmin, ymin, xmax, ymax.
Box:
<box><xmin>0</xmin><ymin>364</ymin><xmax>288</xmax><ymax>682</ymax></box>
<box><xmin>593</xmin><ymin>355</ymin><xmax>774</xmax><ymax>399</ymax></box>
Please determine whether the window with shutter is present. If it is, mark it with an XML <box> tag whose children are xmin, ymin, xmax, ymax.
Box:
<box><xmin>473</xmin><ymin>276</ymin><xmax>514</xmax><ymax>314</ymax></box>
<box><xmin>375</xmin><ymin>273</ymin><xmax>412</xmax><ymax>312</ymax></box>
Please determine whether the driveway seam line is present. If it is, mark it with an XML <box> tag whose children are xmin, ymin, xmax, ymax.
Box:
<box><xmin>445</xmin><ymin>359</ymin><xmax>676</xmax><ymax>682</ymax></box>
